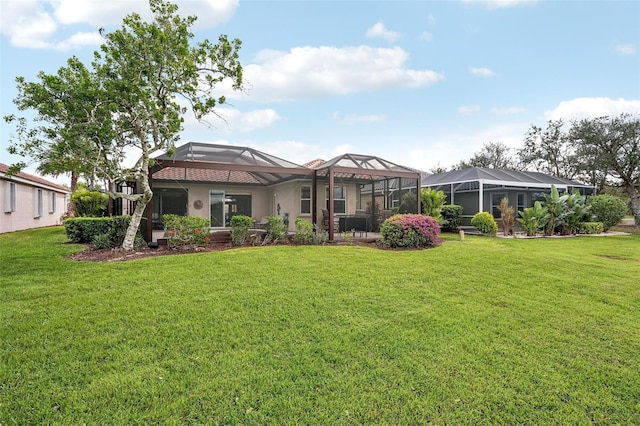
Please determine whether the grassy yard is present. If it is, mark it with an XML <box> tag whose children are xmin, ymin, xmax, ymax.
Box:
<box><xmin>1</xmin><ymin>227</ymin><xmax>639</xmax><ymax>424</ymax></box>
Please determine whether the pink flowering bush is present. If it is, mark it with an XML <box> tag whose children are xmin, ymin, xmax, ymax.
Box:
<box><xmin>379</xmin><ymin>214</ymin><xmax>441</xmax><ymax>248</ymax></box>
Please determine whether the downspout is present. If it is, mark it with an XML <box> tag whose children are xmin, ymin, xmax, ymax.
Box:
<box><xmin>328</xmin><ymin>167</ymin><xmax>335</xmax><ymax>241</ymax></box>
<box><xmin>312</xmin><ymin>170</ymin><xmax>317</xmax><ymax>228</ymax></box>
<box><xmin>450</xmin><ymin>183</ymin><xmax>454</xmax><ymax>204</ymax></box>
<box><xmin>416</xmin><ymin>173</ymin><xmax>421</xmax><ymax>214</ymax></box>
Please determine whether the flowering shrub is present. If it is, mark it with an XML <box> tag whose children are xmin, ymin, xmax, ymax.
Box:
<box><xmin>379</xmin><ymin>214</ymin><xmax>440</xmax><ymax>248</ymax></box>
<box><xmin>163</xmin><ymin>214</ymin><xmax>210</xmax><ymax>248</ymax></box>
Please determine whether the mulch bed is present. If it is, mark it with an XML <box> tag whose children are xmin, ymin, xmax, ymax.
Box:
<box><xmin>69</xmin><ymin>240</ymin><xmax>383</xmax><ymax>263</ymax></box>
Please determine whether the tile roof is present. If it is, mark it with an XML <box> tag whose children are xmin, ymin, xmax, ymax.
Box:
<box><xmin>0</xmin><ymin>163</ymin><xmax>70</xmax><ymax>192</ymax></box>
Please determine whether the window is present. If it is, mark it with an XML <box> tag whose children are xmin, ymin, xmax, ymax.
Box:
<box><xmin>300</xmin><ymin>185</ymin><xmax>311</xmax><ymax>215</ymax></box>
<box><xmin>490</xmin><ymin>193</ymin><xmax>506</xmax><ymax>218</ymax></box>
<box><xmin>4</xmin><ymin>181</ymin><xmax>16</xmax><ymax>213</ymax></box>
<box><xmin>517</xmin><ymin>193</ymin><xmax>525</xmax><ymax>212</ymax></box>
<box><xmin>49</xmin><ymin>191</ymin><xmax>56</xmax><ymax>214</ymax></box>
<box><xmin>34</xmin><ymin>188</ymin><xmax>43</xmax><ymax>218</ymax></box>
<box><xmin>326</xmin><ymin>185</ymin><xmax>346</xmax><ymax>215</ymax></box>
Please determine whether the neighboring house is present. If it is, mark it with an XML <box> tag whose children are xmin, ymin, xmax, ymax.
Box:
<box><xmin>145</xmin><ymin>142</ymin><xmax>421</xmax><ymax>240</ymax></box>
<box><xmin>1</xmin><ymin>163</ymin><xmax>70</xmax><ymax>234</ymax></box>
<box><xmin>422</xmin><ymin>167</ymin><xmax>596</xmax><ymax>225</ymax></box>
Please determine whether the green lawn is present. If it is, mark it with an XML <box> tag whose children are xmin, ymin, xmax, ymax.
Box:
<box><xmin>1</xmin><ymin>227</ymin><xmax>639</xmax><ymax>424</ymax></box>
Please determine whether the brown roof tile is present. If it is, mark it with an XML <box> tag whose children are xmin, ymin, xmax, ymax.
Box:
<box><xmin>0</xmin><ymin>163</ymin><xmax>70</xmax><ymax>193</ymax></box>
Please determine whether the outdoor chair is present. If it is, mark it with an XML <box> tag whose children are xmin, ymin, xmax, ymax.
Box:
<box><xmin>321</xmin><ymin>209</ymin><xmax>330</xmax><ymax>230</ymax></box>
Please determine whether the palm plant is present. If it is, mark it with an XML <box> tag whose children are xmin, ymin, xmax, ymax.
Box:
<box><xmin>517</xmin><ymin>201</ymin><xmax>549</xmax><ymax>236</ymax></box>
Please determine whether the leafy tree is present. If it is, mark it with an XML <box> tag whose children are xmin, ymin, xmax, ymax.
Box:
<box><xmin>455</xmin><ymin>141</ymin><xmax>516</xmax><ymax>170</ymax></box>
<box><xmin>570</xmin><ymin>114</ymin><xmax>640</xmax><ymax>225</ymax></box>
<box><xmin>91</xmin><ymin>0</ymin><xmax>243</xmax><ymax>249</ymax></box>
<box><xmin>4</xmin><ymin>56</ymin><xmax>112</xmax><ymax>214</ymax></box>
<box><xmin>518</xmin><ymin>119</ymin><xmax>582</xmax><ymax>181</ymax></box>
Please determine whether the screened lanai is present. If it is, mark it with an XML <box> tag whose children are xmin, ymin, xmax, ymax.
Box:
<box><xmin>313</xmin><ymin>154</ymin><xmax>421</xmax><ymax>240</ymax></box>
<box><xmin>146</xmin><ymin>143</ymin><xmax>421</xmax><ymax>241</ymax></box>
<box><xmin>422</xmin><ymin>167</ymin><xmax>596</xmax><ymax>225</ymax></box>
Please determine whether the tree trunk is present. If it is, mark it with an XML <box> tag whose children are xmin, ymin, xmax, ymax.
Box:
<box><xmin>68</xmin><ymin>171</ymin><xmax>78</xmax><ymax>216</ymax></box>
<box><xmin>121</xmin><ymin>168</ymin><xmax>152</xmax><ymax>251</ymax></box>
<box><xmin>628</xmin><ymin>186</ymin><xmax>640</xmax><ymax>226</ymax></box>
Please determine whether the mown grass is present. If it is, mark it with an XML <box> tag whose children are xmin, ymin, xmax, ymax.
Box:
<box><xmin>1</xmin><ymin>227</ymin><xmax>639</xmax><ymax>424</ymax></box>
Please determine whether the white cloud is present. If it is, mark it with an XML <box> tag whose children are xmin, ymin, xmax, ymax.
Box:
<box><xmin>427</xmin><ymin>13</ymin><xmax>436</xmax><ymax>25</ymax></box>
<box><xmin>183</xmin><ymin>107</ymin><xmax>282</xmax><ymax>133</ymax></box>
<box><xmin>458</xmin><ymin>105</ymin><xmax>481</xmax><ymax>115</ymax></box>
<box><xmin>1</xmin><ymin>0</ymin><xmax>238</xmax><ymax>50</ymax></box>
<box><xmin>53</xmin><ymin>32</ymin><xmax>104</xmax><ymax>51</ymax></box>
<box><xmin>461</xmin><ymin>0</ymin><xmax>538</xmax><ymax>9</ymax></box>
<box><xmin>332</xmin><ymin>112</ymin><xmax>387</xmax><ymax>125</ymax></box>
<box><xmin>614</xmin><ymin>43</ymin><xmax>636</xmax><ymax>56</ymax></box>
<box><xmin>469</xmin><ymin>66</ymin><xmax>496</xmax><ymax>77</ymax></box>
<box><xmin>544</xmin><ymin>97</ymin><xmax>640</xmax><ymax>121</ymax></box>
<box><xmin>228</xmin><ymin>45</ymin><xmax>444</xmax><ymax>102</ymax></box>
<box><xmin>419</xmin><ymin>31</ymin><xmax>433</xmax><ymax>41</ymax></box>
<box><xmin>491</xmin><ymin>106</ymin><xmax>526</xmax><ymax>115</ymax></box>
<box><xmin>0</xmin><ymin>0</ymin><xmax>57</xmax><ymax>48</ymax></box>
<box><xmin>365</xmin><ymin>22</ymin><xmax>401</xmax><ymax>43</ymax></box>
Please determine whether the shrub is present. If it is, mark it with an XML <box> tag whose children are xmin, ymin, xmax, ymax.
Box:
<box><xmin>588</xmin><ymin>194</ymin><xmax>628</xmax><ymax>231</ymax></box>
<box><xmin>293</xmin><ymin>217</ymin><xmax>316</xmax><ymax>244</ymax></box>
<box><xmin>517</xmin><ymin>201</ymin><xmax>549</xmax><ymax>236</ymax></box>
<box><xmin>264</xmin><ymin>216</ymin><xmax>287</xmax><ymax>244</ymax></box>
<box><xmin>379</xmin><ymin>214</ymin><xmax>440</xmax><ymax>248</ymax></box>
<box><xmin>497</xmin><ymin>197</ymin><xmax>515</xmax><ymax>236</ymax></box>
<box><xmin>65</xmin><ymin>216</ymin><xmax>136</xmax><ymax>248</ymax></box>
<box><xmin>421</xmin><ymin>188</ymin><xmax>447</xmax><ymax>220</ymax></box>
<box><xmin>92</xmin><ymin>233</ymin><xmax>113</xmax><ymax>250</ymax></box>
<box><xmin>71</xmin><ymin>187</ymin><xmax>108</xmax><ymax>217</ymax></box>
<box><xmin>440</xmin><ymin>204</ymin><xmax>463</xmax><ymax>232</ymax></box>
<box><xmin>164</xmin><ymin>214</ymin><xmax>210</xmax><ymax>248</ymax></box>
<box><xmin>578</xmin><ymin>222</ymin><xmax>604</xmax><ymax>235</ymax></box>
<box><xmin>471</xmin><ymin>212</ymin><xmax>498</xmax><ymax>236</ymax></box>
<box><xmin>230</xmin><ymin>215</ymin><xmax>253</xmax><ymax>246</ymax></box>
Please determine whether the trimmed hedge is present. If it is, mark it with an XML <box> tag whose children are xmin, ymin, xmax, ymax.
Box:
<box><xmin>379</xmin><ymin>214</ymin><xmax>440</xmax><ymax>248</ymax></box>
<box><xmin>64</xmin><ymin>216</ymin><xmax>133</xmax><ymax>248</ymax></box>
<box><xmin>440</xmin><ymin>204</ymin><xmax>463</xmax><ymax>232</ymax></box>
<box><xmin>578</xmin><ymin>221</ymin><xmax>604</xmax><ymax>235</ymax></box>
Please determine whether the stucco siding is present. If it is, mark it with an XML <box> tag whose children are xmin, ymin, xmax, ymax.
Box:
<box><xmin>1</xmin><ymin>181</ymin><xmax>67</xmax><ymax>233</ymax></box>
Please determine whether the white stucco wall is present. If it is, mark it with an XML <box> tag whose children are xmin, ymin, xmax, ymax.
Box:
<box><xmin>1</xmin><ymin>179</ymin><xmax>68</xmax><ymax>233</ymax></box>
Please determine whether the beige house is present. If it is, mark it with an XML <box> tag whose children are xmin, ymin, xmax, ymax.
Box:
<box><xmin>1</xmin><ymin>163</ymin><xmax>70</xmax><ymax>233</ymax></box>
<box><xmin>145</xmin><ymin>143</ymin><xmax>421</xmax><ymax>241</ymax></box>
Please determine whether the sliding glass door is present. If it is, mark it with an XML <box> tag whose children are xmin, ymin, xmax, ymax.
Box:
<box><xmin>210</xmin><ymin>191</ymin><xmax>225</xmax><ymax>227</ymax></box>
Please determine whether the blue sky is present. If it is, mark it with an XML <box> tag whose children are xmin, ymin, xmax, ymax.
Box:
<box><xmin>1</xmin><ymin>0</ymin><xmax>638</xmax><ymax>185</ymax></box>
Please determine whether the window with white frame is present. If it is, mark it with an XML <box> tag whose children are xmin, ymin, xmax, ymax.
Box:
<box><xmin>326</xmin><ymin>185</ymin><xmax>346</xmax><ymax>215</ymax></box>
<box><xmin>300</xmin><ymin>185</ymin><xmax>311</xmax><ymax>215</ymax></box>
<box><xmin>34</xmin><ymin>188</ymin><xmax>43</xmax><ymax>218</ymax></box>
<box><xmin>4</xmin><ymin>181</ymin><xmax>16</xmax><ymax>213</ymax></box>
<box><xmin>49</xmin><ymin>191</ymin><xmax>56</xmax><ymax>213</ymax></box>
